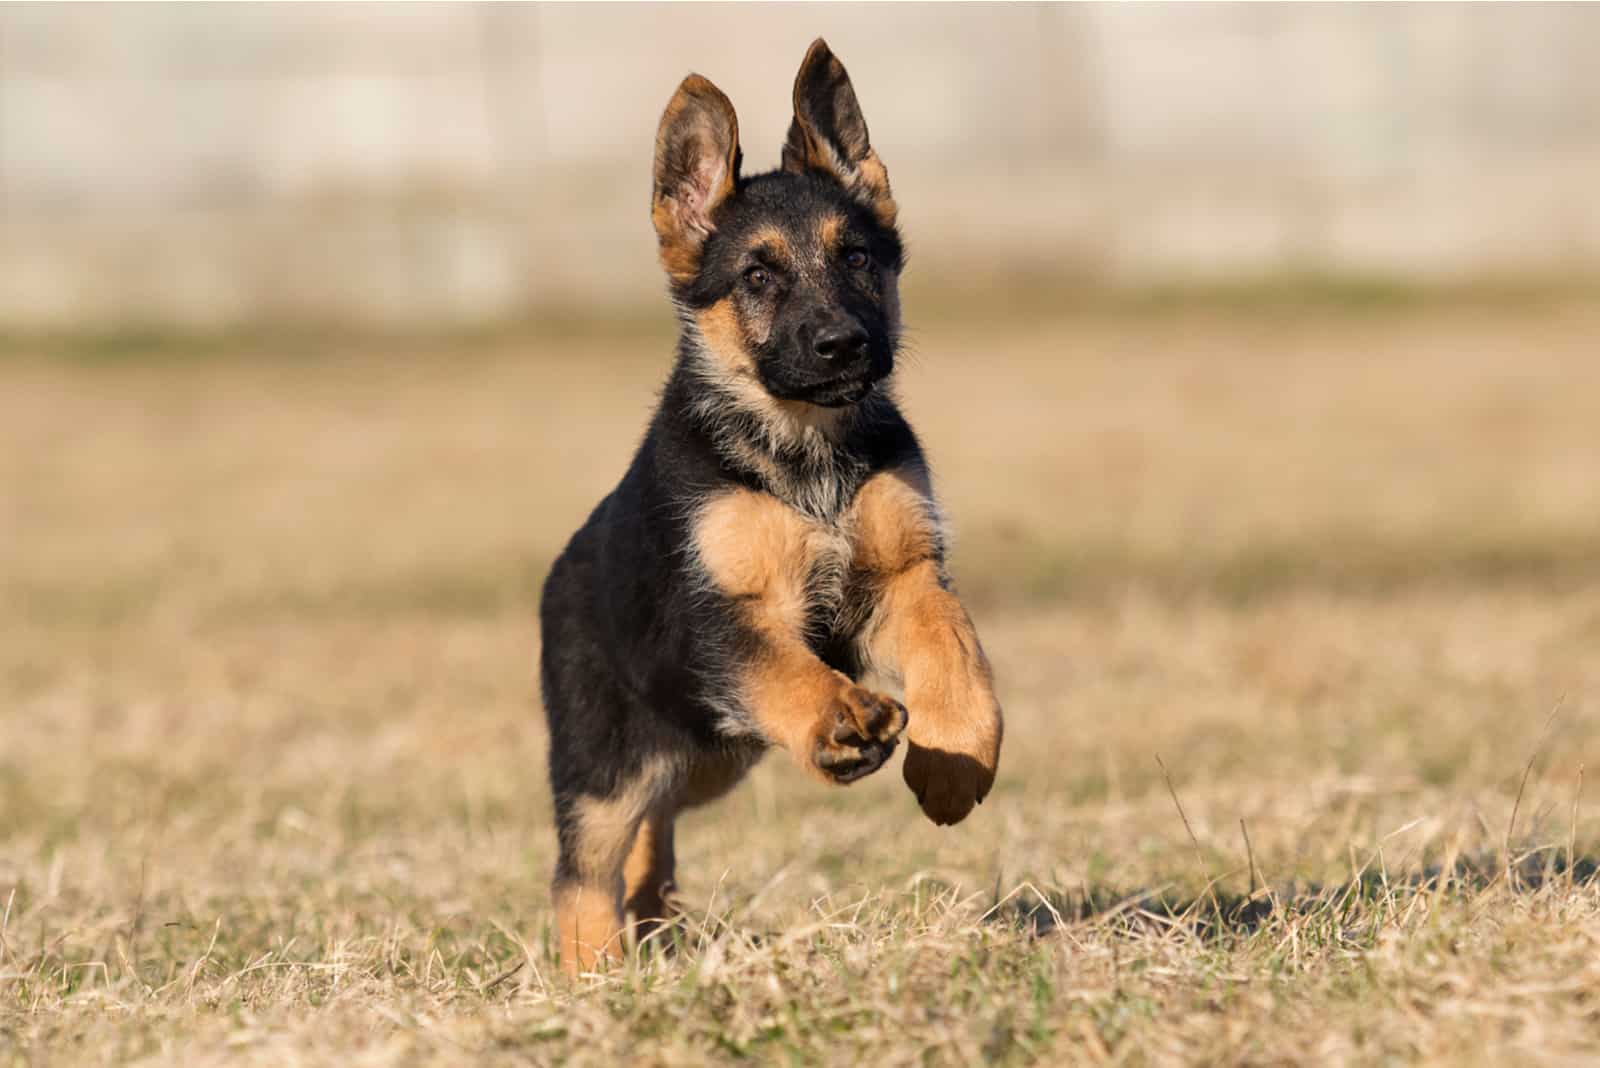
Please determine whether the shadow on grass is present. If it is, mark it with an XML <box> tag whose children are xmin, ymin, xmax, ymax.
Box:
<box><xmin>997</xmin><ymin>851</ymin><xmax>1600</xmax><ymax>941</ymax></box>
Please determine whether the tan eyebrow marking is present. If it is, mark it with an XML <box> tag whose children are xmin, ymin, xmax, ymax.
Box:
<box><xmin>747</xmin><ymin>224</ymin><xmax>792</xmax><ymax>262</ymax></box>
<box><xmin>818</xmin><ymin>213</ymin><xmax>846</xmax><ymax>254</ymax></box>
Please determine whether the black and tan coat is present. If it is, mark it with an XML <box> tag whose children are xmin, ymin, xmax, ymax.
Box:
<box><xmin>539</xmin><ymin>39</ymin><xmax>1003</xmax><ymax>974</ymax></box>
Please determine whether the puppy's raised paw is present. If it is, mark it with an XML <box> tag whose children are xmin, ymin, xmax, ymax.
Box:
<box><xmin>810</xmin><ymin>684</ymin><xmax>907</xmax><ymax>784</ymax></box>
<box><xmin>902</xmin><ymin>742</ymin><xmax>996</xmax><ymax>826</ymax></box>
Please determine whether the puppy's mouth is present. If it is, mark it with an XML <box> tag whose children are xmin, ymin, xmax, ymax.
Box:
<box><xmin>795</xmin><ymin>371</ymin><xmax>879</xmax><ymax>408</ymax></box>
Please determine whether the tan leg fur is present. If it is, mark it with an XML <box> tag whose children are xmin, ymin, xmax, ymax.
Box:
<box><xmin>694</xmin><ymin>490</ymin><xmax>907</xmax><ymax>783</ymax></box>
<box><xmin>854</xmin><ymin>465</ymin><xmax>1003</xmax><ymax>825</ymax></box>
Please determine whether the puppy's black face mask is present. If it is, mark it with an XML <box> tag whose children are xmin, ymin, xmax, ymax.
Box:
<box><xmin>690</xmin><ymin>177</ymin><xmax>903</xmax><ymax>408</ymax></box>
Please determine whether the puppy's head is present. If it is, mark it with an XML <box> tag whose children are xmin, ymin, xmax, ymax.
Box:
<box><xmin>652</xmin><ymin>40</ymin><xmax>904</xmax><ymax>411</ymax></box>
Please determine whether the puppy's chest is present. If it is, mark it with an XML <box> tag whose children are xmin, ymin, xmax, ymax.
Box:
<box><xmin>692</xmin><ymin>474</ymin><xmax>938</xmax><ymax>646</ymax></box>
<box><xmin>793</xmin><ymin>518</ymin><xmax>876</xmax><ymax>639</ymax></box>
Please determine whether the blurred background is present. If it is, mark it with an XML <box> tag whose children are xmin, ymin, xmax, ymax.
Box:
<box><xmin>4</xmin><ymin>2</ymin><xmax>1600</xmax><ymax>330</ymax></box>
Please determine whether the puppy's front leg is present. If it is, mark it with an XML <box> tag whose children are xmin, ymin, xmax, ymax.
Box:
<box><xmin>696</xmin><ymin>490</ymin><xmax>906</xmax><ymax>781</ymax></box>
<box><xmin>743</xmin><ymin>630</ymin><xmax>907</xmax><ymax>784</ymax></box>
<box><xmin>872</xmin><ymin>563</ymin><xmax>1002</xmax><ymax>824</ymax></box>
<box><xmin>855</xmin><ymin>468</ymin><xmax>1003</xmax><ymax>825</ymax></box>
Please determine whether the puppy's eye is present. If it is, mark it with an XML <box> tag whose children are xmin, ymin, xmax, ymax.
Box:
<box><xmin>744</xmin><ymin>266</ymin><xmax>770</xmax><ymax>290</ymax></box>
<box><xmin>845</xmin><ymin>249</ymin><xmax>871</xmax><ymax>270</ymax></box>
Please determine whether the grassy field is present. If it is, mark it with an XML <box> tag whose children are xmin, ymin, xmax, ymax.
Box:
<box><xmin>4</xmin><ymin>303</ymin><xmax>1600</xmax><ymax>1064</ymax></box>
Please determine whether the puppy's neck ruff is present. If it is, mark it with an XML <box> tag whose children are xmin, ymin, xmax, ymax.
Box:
<box><xmin>680</xmin><ymin>337</ymin><xmax>885</xmax><ymax>521</ymax></box>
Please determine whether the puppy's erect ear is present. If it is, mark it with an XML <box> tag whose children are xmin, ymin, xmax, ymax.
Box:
<box><xmin>781</xmin><ymin>39</ymin><xmax>897</xmax><ymax>227</ymax></box>
<box><xmin>653</xmin><ymin>74</ymin><xmax>742</xmax><ymax>284</ymax></box>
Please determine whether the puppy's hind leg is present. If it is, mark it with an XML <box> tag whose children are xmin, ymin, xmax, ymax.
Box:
<box><xmin>618</xmin><ymin>747</ymin><xmax>761</xmax><ymax>958</ymax></box>
<box><xmin>552</xmin><ymin>760</ymin><xmax>674</xmax><ymax>976</ymax></box>
<box><xmin>622</xmin><ymin>805</ymin><xmax>678</xmax><ymax>947</ymax></box>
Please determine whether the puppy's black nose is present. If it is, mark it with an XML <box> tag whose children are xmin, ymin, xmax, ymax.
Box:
<box><xmin>813</xmin><ymin>322</ymin><xmax>869</xmax><ymax>361</ymax></box>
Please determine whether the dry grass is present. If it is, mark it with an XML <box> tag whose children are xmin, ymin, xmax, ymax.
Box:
<box><xmin>4</xmin><ymin>304</ymin><xmax>1600</xmax><ymax>1065</ymax></box>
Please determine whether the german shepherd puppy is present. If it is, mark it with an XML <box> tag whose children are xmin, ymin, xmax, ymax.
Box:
<box><xmin>540</xmin><ymin>39</ymin><xmax>1003</xmax><ymax>973</ymax></box>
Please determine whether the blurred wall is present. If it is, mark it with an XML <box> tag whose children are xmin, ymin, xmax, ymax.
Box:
<box><xmin>3</xmin><ymin>2</ymin><xmax>1599</xmax><ymax>329</ymax></box>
